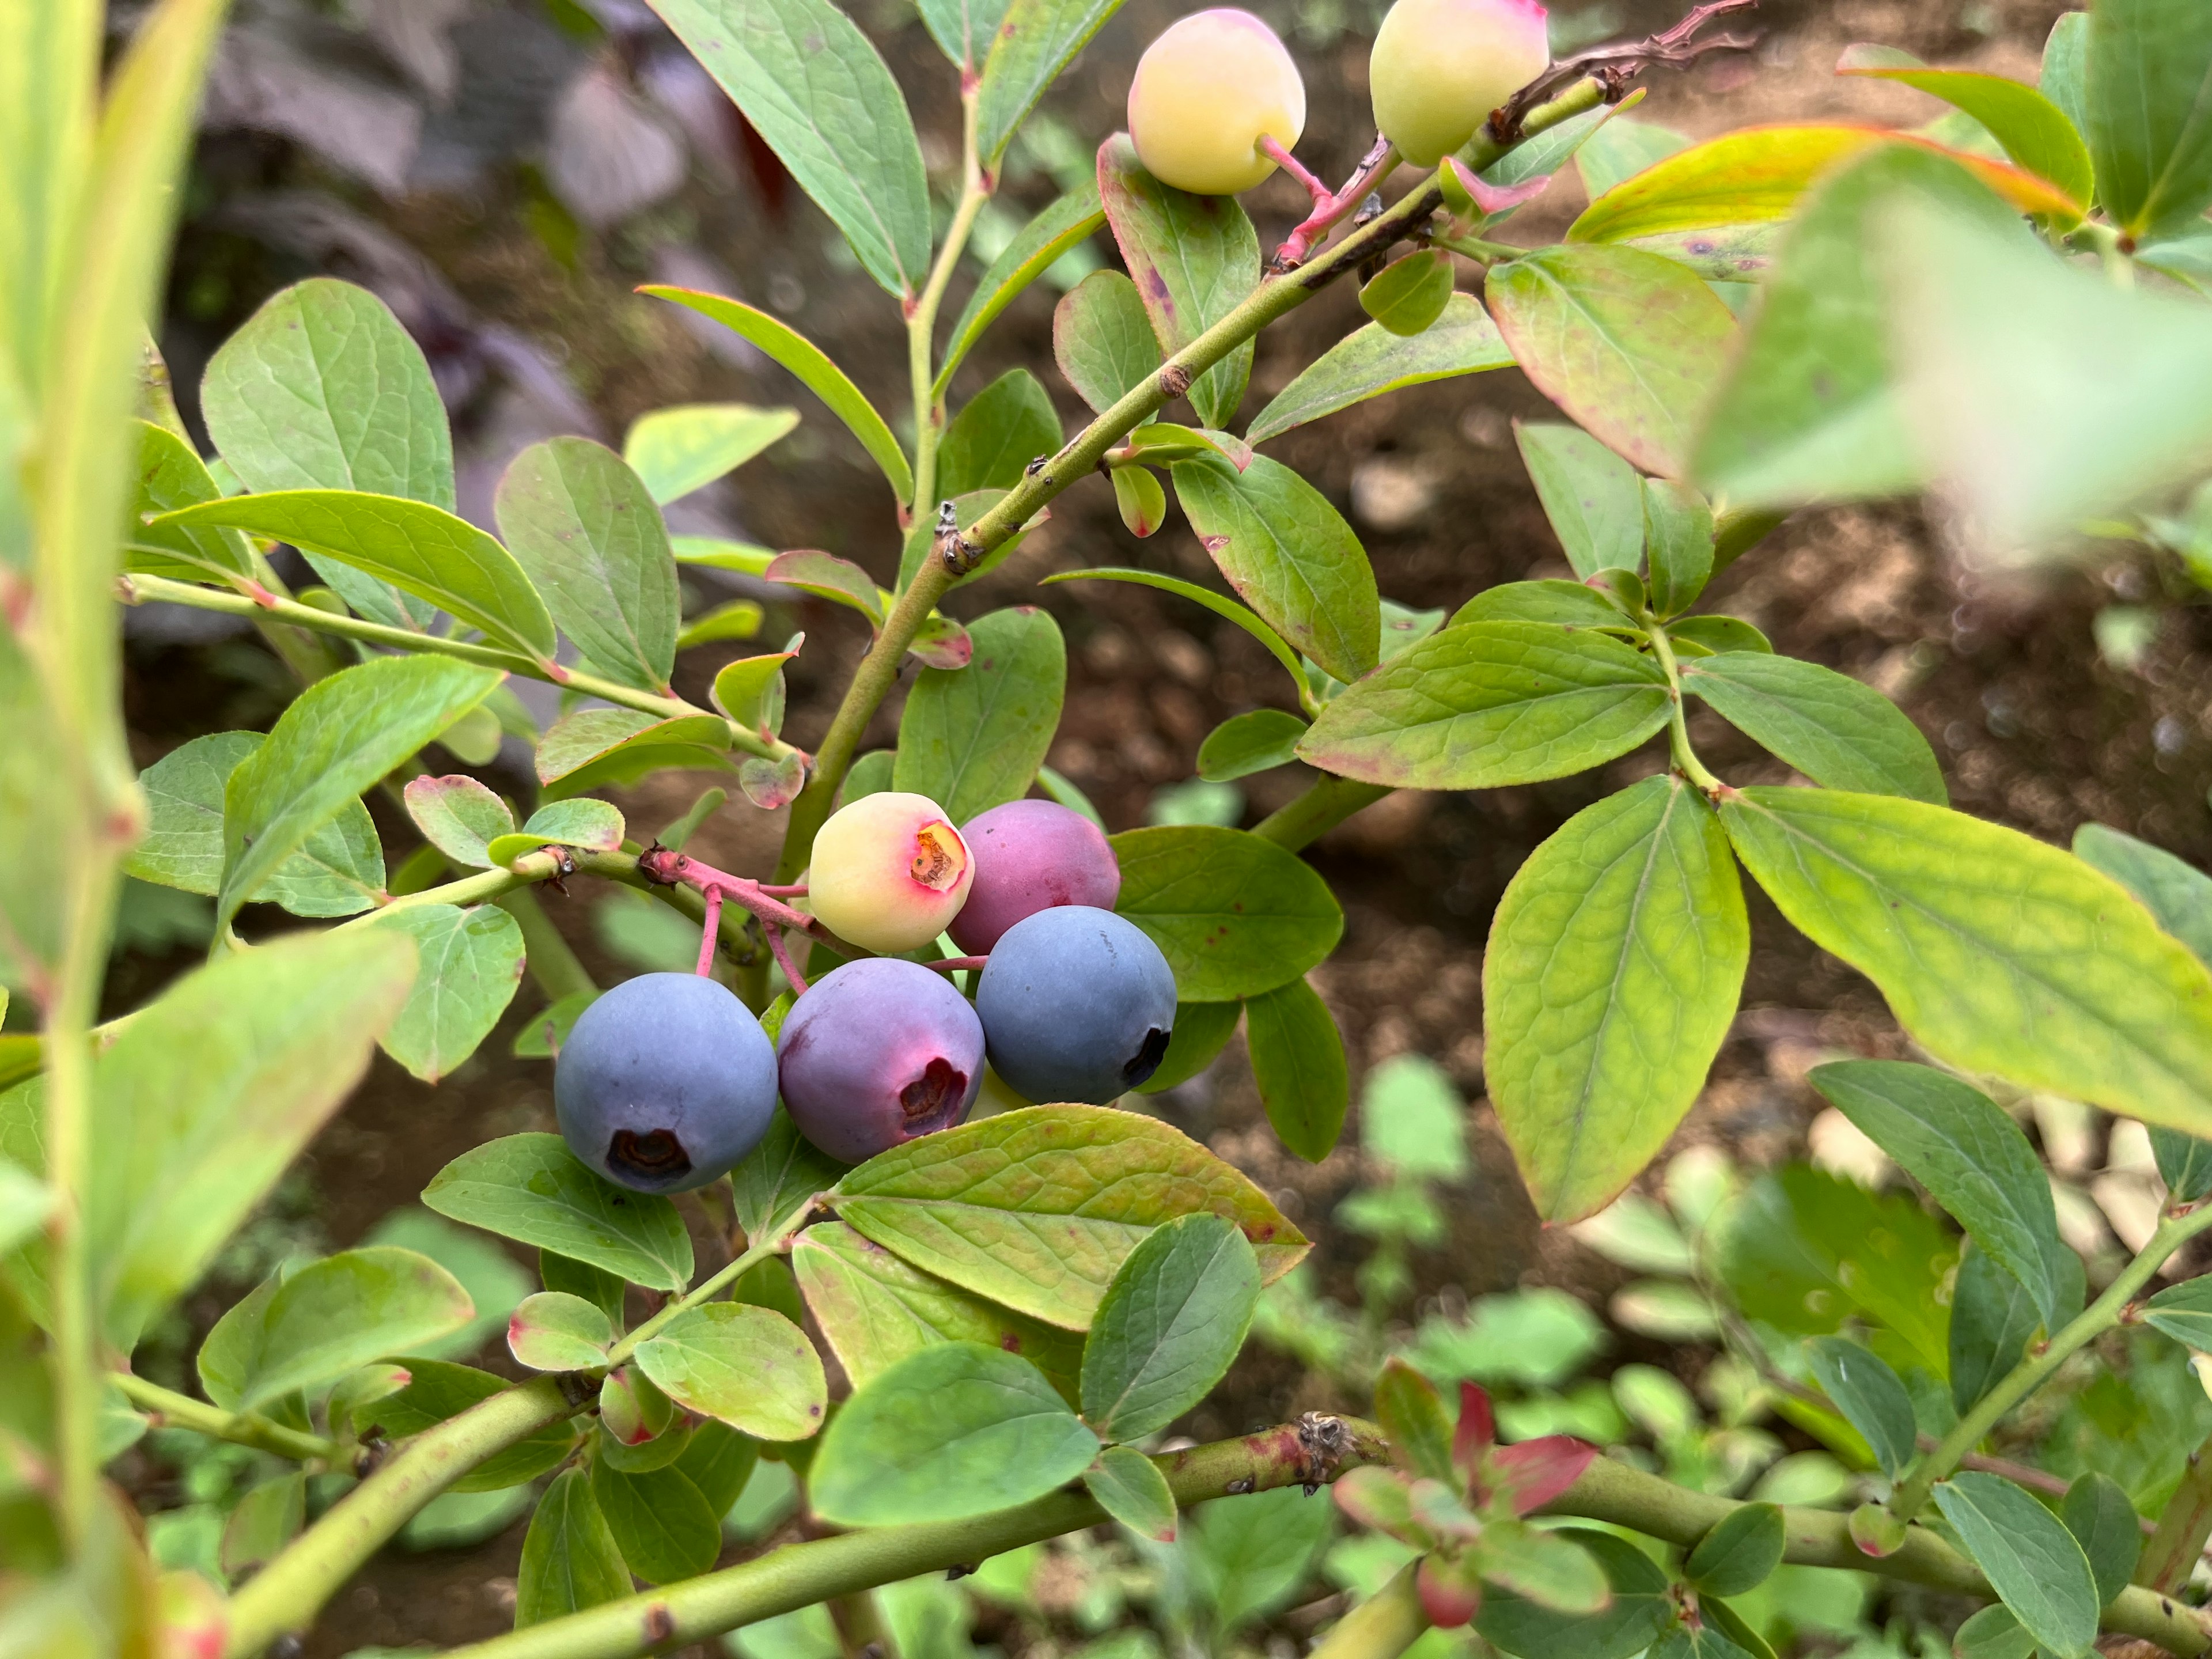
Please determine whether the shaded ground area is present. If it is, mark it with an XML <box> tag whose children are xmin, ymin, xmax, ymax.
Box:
<box><xmin>100</xmin><ymin>0</ymin><xmax>2212</xmax><ymax>1646</ymax></box>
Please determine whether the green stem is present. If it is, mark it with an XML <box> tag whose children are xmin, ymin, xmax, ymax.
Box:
<box><xmin>1552</xmin><ymin>1457</ymin><xmax>2209</xmax><ymax>1654</ymax></box>
<box><xmin>1309</xmin><ymin>1563</ymin><xmax>1428</xmax><ymax>1659</ymax></box>
<box><xmin>1892</xmin><ymin>1203</ymin><xmax>2212</xmax><ymax>1521</ymax></box>
<box><xmin>1645</xmin><ymin>620</ymin><xmax>1722</xmax><ymax>793</ymax></box>
<box><xmin>113</xmin><ymin>1373</ymin><xmax>340</xmax><ymax>1464</ymax></box>
<box><xmin>433</xmin><ymin>1418</ymin><xmax>1390</xmax><ymax>1659</ymax></box>
<box><xmin>606</xmin><ymin>1202</ymin><xmax>813</xmax><ymax>1366</ymax></box>
<box><xmin>2138</xmin><ymin>1428</ymin><xmax>2212</xmax><ymax>1593</ymax></box>
<box><xmin>906</xmin><ymin>87</ymin><xmax>990</xmax><ymax>527</ymax></box>
<box><xmin>772</xmin><ymin>77</ymin><xmax>1611</xmax><ymax>883</ymax></box>
<box><xmin>120</xmin><ymin>572</ymin><xmax>792</xmax><ymax>763</ymax></box>
<box><xmin>1253</xmin><ymin>777</ymin><xmax>1392</xmax><ymax>853</ymax></box>
<box><xmin>224</xmin><ymin>1376</ymin><xmax>577</xmax><ymax>1658</ymax></box>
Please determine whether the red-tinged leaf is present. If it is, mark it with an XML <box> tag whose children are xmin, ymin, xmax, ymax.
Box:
<box><xmin>1452</xmin><ymin>1381</ymin><xmax>1495</xmax><ymax>1480</ymax></box>
<box><xmin>908</xmin><ymin>613</ymin><xmax>972</xmax><ymax>669</ymax></box>
<box><xmin>1375</xmin><ymin>1356</ymin><xmax>1456</xmax><ymax>1483</ymax></box>
<box><xmin>1835</xmin><ymin>46</ymin><xmax>2092</xmax><ymax>213</ymax></box>
<box><xmin>1112</xmin><ymin>465</ymin><xmax>1167</xmax><ymax>537</ymax></box>
<box><xmin>1488</xmin><ymin>1437</ymin><xmax>1599</xmax><ymax>1517</ymax></box>
<box><xmin>1445</xmin><ymin>157</ymin><xmax>1554</xmax><ymax>218</ymax></box>
<box><xmin>739</xmin><ymin>752</ymin><xmax>808</xmax><ymax>810</ymax></box>
<box><xmin>1409</xmin><ymin>1477</ymin><xmax>1486</xmax><ymax>1543</ymax></box>
<box><xmin>766</xmin><ymin>549</ymin><xmax>885</xmax><ymax>625</ymax></box>
<box><xmin>1419</xmin><ymin>1552</ymin><xmax>1484</xmax><ymax>1628</ymax></box>
<box><xmin>1568</xmin><ymin>124</ymin><xmax>2080</xmax><ymax>246</ymax></box>
<box><xmin>1334</xmin><ymin>1464</ymin><xmax>1420</xmax><ymax>1537</ymax></box>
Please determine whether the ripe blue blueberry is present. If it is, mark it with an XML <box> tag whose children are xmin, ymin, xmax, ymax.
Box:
<box><xmin>776</xmin><ymin>958</ymin><xmax>986</xmax><ymax>1163</ymax></box>
<box><xmin>555</xmin><ymin>972</ymin><xmax>778</xmax><ymax>1193</ymax></box>
<box><xmin>949</xmin><ymin>798</ymin><xmax>1121</xmax><ymax>955</ymax></box>
<box><xmin>975</xmin><ymin>906</ymin><xmax>1177</xmax><ymax>1104</ymax></box>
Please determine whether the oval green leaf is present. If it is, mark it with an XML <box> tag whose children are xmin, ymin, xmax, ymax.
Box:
<box><xmin>634</xmin><ymin>1300</ymin><xmax>827</xmax><ymax>1441</ymax></box>
<box><xmin>1685</xmin><ymin>1502</ymin><xmax>1784</xmax><ymax>1598</ymax></box>
<box><xmin>1080</xmin><ymin>1213</ymin><xmax>1260</xmax><ymax>1442</ymax></box>
<box><xmin>1932</xmin><ymin>1471</ymin><xmax>2100</xmax><ymax>1658</ymax></box>
<box><xmin>976</xmin><ymin>0</ymin><xmax>1127</xmax><ymax>166</ymax></box>
<box><xmin>1246</xmin><ymin>294</ymin><xmax>1512</xmax><ymax>445</ymax></box>
<box><xmin>516</xmin><ymin>1468</ymin><xmax>632</xmax><ymax>1626</ymax></box>
<box><xmin>622</xmin><ymin>403</ymin><xmax>798</xmax><ymax>506</ymax></box>
<box><xmin>589</xmin><ymin>1457</ymin><xmax>721</xmax><ymax>1585</ymax></box>
<box><xmin>893</xmin><ymin>606</ymin><xmax>1066</xmax><ymax>825</ymax></box>
<box><xmin>1244</xmin><ymin>978</ymin><xmax>1349</xmax><ymax>1163</ymax></box>
<box><xmin>422</xmin><ymin>1132</ymin><xmax>694</xmax><ymax>1293</ymax></box>
<box><xmin>940</xmin><ymin>369</ymin><xmax>1061</xmax><ymax>498</ymax></box>
<box><xmin>941</xmin><ymin>184</ymin><xmax>1106</xmax><ymax>396</ymax></box>
<box><xmin>1053</xmin><ymin>268</ymin><xmax>1161</xmax><ymax>415</ymax></box>
<box><xmin>1085</xmin><ymin>1444</ymin><xmax>1177</xmax><ymax>1540</ymax></box>
<box><xmin>1514</xmin><ymin>422</ymin><xmax>1645</xmax><ymax>579</ymax></box>
<box><xmin>1682</xmin><ymin>652</ymin><xmax>1944</xmax><ymax>804</ymax></box>
<box><xmin>507</xmin><ymin>1290</ymin><xmax>614</xmax><ymax>1373</ymax></box>
<box><xmin>1804</xmin><ymin>1335</ymin><xmax>1916</xmax><ymax>1478</ymax></box>
<box><xmin>1197</xmin><ymin>709</ymin><xmax>1308</xmax><ymax>783</ymax></box>
<box><xmin>1109</xmin><ymin>825</ymin><xmax>1343</xmax><ymax>1002</ymax></box>
<box><xmin>202</xmin><ymin>1245</ymin><xmax>473</xmax><ymax>1411</ymax></box>
<box><xmin>403</xmin><ymin>774</ymin><xmax>515</xmax><ymax>870</ymax></box>
<box><xmin>370</xmin><ymin>903</ymin><xmax>526</xmax><ymax>1084</ymax></box>
<box><xmin>1359</xmin><ymin>250</ymin><xmax>1453</xmax><ymax>338</ymax></box>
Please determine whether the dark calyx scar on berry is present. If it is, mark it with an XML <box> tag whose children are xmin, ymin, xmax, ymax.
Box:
<box><xmin>553</xmin><ymin>971</ymin><xmax>779</xmax><ymax>1193</ymax></box>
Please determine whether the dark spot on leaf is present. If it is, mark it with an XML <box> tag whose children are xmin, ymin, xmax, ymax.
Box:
<box><xmin>1688</xmin><ymin>240</ymin><xmax>1717</xmax><ymax>256</ymax></box>
<box><xmin>1001</xmin><ymin>1332</ymin><xmax>1022</xmax><ymax>1352</ymax></box>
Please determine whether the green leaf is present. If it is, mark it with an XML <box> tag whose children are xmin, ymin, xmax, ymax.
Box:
<box><xmin>203</xmin><ymin>1247</ymin><xmax>473</xmax><ymax>1410</ymax></box>
<box><xmin>1133</xmin><ymin>999</ymin><xmax>1241</xmax><ymax>1096</ymax></box>
<box><xmin>644</xmin><ymin>0</ymin><xmax>928</xmax><ymax>297</ymax></box>
<box><xmin>0</xmin><ymin>1157</ymin><xmax>52</xmax><ymax>1260</ymax></box>
<box><xmin>495</xmin><ymin>437</ymin><xmax>679</xmax><ymax>695</ymax></box>
<box><xmin>156</xmin><ymin>490</ymin><xmax>556</xmax><ymax>664</ymax></box>
<box><xmin>893</xmin><ymin>607</ymin><xmax>1065</xmax><ymax>825</ymax></box>
<box><xmin>540</xmin><ymin>1250</ymin><xmax>628</xmax><ymax>1331</ymax></box>
<box><xmin>1080</xmin><ymin>1213</ymin><xmax>1259</xmax><ymax>1442</ymax></box>
<box><xmin>370</xmin><ymin>903</ymin><xmax>527</xmax><ymax>1084</ymax></box>
<box><xmin>1245</xmin><ymin>295</ymin><xmax>1512</xmax><ymax>446</ymax></box>
<box><xmin>589</xmin><ymin>1457</ymin><xmax>721</xmax><ymax>1585</ymax></box>
<box><xmin>507</xmin><ymin>1290</ymin><xmax>614</xmax><ymax>1372</ymax></box>
<box><xmin>1950</xmin><ymin>1242</ymin><xmax>2042</xmax><ymax>1415</ymax></box>
<box><xmin>1372</xmin><ymin>1355</ymin><xmax>1455</xmax><ymax>1481</ymax></box>
<box><xmin>1685</xmin><ymin>1502</ymin><xmax>1784</xmax><ymax>1597</ymax></box>
<box><xmin>126</xmin><ymin>730</ymin><xmax>382</xmax><ymax>915</ymax></box>
<box><xmin>1486</xmin><ymin>776</ymin><xmax>1748</xmax><ymax>1224</ymax></box>
<box><xmin>123</xmin><ymin>421</ymin><xmax>255</xmax><ymax>585</ymax></box>
<box><xmin>673</xmin><ymin>1419</ymin><xmax>759</xmax><ymax>1518</ymax></box>
<box><xmin>974</xmin><ymin>0</ymin><xmax>1126</xmax><ymax>167</ymax></box>
<box><xmin>1486</xmin><ymin>244</ymin><xmax>1734</xmax><ymax>478</ymax></box>
<box><xmin>1932</xmin><ymin>1472</ymin><xmax>2100</xmax><ymax>1658</ymax></box>
<box><xmin>914</xmin><ymin>0</ymin><xmax>1009</xmax><ymax>69</ymax></box>
<box><xmin>1475</xmin><ymin>1523</ymin><xmax>1610</xmax><ymax>1614</ymax></box>
<box><xmin>642</xmin><ymin>287</ymin><xmax>911</xmax><ymax>499</ymax></box>
<box><xmin>1953</xmin><ymin>1604</ymin><xmax>2037</xmax><ymax>1659</ymax></box>
<box><xmin>1804</xmin><ymin>1335</ymin><xmax>1915</xmax><ymax>1478</ymax></box>
<box><xmin>622</xmin><ymin>403</ymin><xmax>797</xmax><ymax>506</ymax></box>
<box><xmin>2071</xmin><ymin>823</ymin><xmax>2212</xmax><ymax>968</ymax></box>
<box><xmin>1576</xmin><ymin>116</ymin><xmax>1693</xmax><ymax>199</ymax></box>
<box><xmin>1837</xmin><ymin>46</ymin><xmax>2091</xmax><ymax>211</ymax></box>
<box><xmin>2060</xmin><ymin>1471</ymin><xmax>2139</xmax><ymax>1605</ymax></box>
<box><xmin>516</xmin><ymin>1468</ymin><xmax>632</xmax><ymax>1626</ymax></box>
<box><xmin>2084</xmin><ymin>0</ymin><xmax>2212</xmax><ymax>239</ymax></box>
<box><xmin>1641</xmin><ymin>479</ymin><xmax>1711</xmax><ymax>616</ymax></box>
<box><xmin>634</xmin><ymin>1301</ymin><xmax>826</xmax><ymax>1441</ymax></box>
<box><xmin>1111</xmin><ymin>465</ymin><xmax>1166</xmax><ymax>537</ymax></box>
<box><xmin>1098</xmin><ymin>134</ymin><xmax>1259</xmax><ymax>429</ymax></box>
<box><xmin>1052</xmin><ymin>269</ymin><xmax>1161</xmax><ymax>415</ymax></box>
<box><xmin>13</xmin><ymin>929</ymin><xmax>417</xmax><ymax>1347</ymax></box>
<box><xmin>1452</xmin><ymin>580</ymin><xmax>1628</xmax><ymax>631</ymax></box>
<box><xmin>222</xmin><ymin>1472</ymin><xmax>306</xmax><ymax>1581</ymax></box>
<box><xmin>1681</xmin><ymin>653</ymin><xmax>1944</xmax><ymax>804</ymax></box>
<box><xmin>832</xmin><ymin>1104</ymin><xmax>1308</xmax><ymax>1329</ymax></box>
<box><xmin>422</xmin><ymin>1132</ymin><xmax>695</xmax><ymax>1293</ymax></box>
<box><xmin>1668</xmin><ymin>615</ymin><xmax>1771</xmax><ymax>656</ymax></box>
<box><xmin>1475</xmin><ymin>1528</ymin><xmax>1672</xmax><ymax>1659</ymax></box>
<box><xmin>2142</xmin><ymin>1275</ymin><xmax>2212</xmax><ymax>1349</ymax></box>
<box><xmin>354</xmin><ymin>1358</ymin><xmax>579</xmax><ymax>1491</ymax></box>
<box><xmin>1109</xmin><ymin>825</ymin><xmax>1343</xmax><ymax>1002</ymax></box>
<box><xmin>1690</xmin><ymin>147</ymin><xmax>2010</xmax><ymax>511</ymax></box>
<box><xmin>940</xmin><ymin>369</ymin><xmax>1060</xmax><ymax>498</ymax></box>
<box><xmin>1808</xmin><ymin>1060</ymin><xmax>2067</xmax><ymax>1329</ymax></box>
<box><xmin>1197</xmin><ymin>709</ymin><xmax>1307</xmax><ymax>783</ymax></box>
<box><xmin>1039</xmin><ymin>567</ymin><xmax>1308</xmax><ymax>698</ymax></box>
<box><xmin>535</xmin><ymin>709</ymin><xmax>734</xmax><ymax>799</ymax></box>
<box><xmin>941</xmin><ymin>183</ymin><xmax>1106</xmax><ymax>395</ymax></box>
<box><xmin>403</xmin><ymin>774</ymin><xmax>516</xmax><ymax>870</ymax></box>
<box><xmin>1171</xmin><ymin>454</ymin><xmax>1378</xmax><ymax>684</ymax></box>
<box><xmin>809</xmin><ymin>1341</ymin><xmax>1100</xmax><ymax>1525</ymax></box>
<box><xmin>1244</xmin><ymin>978</ymin><xmax>1348</xmax><ymax>1162</ymax></box>
<box><xmin>1085</xmin><ymin>1444</ymin><xmax>1176</xmax><ymax>1540</ymax></box>
<box><xmin>730</xmin><ymin>1111</ymin><xmax>848</xmax><ymax>1242</ymax></box>
<box><xmin>793</xmin><ymin>1219</ymin><xmax>1081</xmax><ymax>1400</ymax></box>
<box><xmin>1188</xmin><ymin>1486</ymin><xmax>1336</xmax><ymax>1631</ymax></box>
<box><xmin>1718</xmin><ymin>787</ymin><xmax>2212</xmax><ymax>1140</ymax></box>
<box><xmin>1298</xmin><ymin>622</ymin><xmax>1670</xmax><ymax>791</ymax></box>
<box><xmin>217</xmin><ymin>654</ymin><xmax>499</xmax><ymax>930</ymax></box>
<box><xmin>2153</xmin><ymin>1126</ymin><xmax>2212</xmax><ymax>1204</ymax></box>
<box><xmin>1514</xmin><ymin>422</ymin><xmax>1645</xmax><ymax>579</ymax></box>
<box><xmin>517</xmin><ymin>797</ymin><xmax>626</xmax><ymax>853</ymax></box>
<box><xmin>2041</xmin><ymin>13</ymin><xmax>2091</xmax><ymax>139</ymax></box>
<box><xmin>1359</xmin><ymin>251</ymin><xmax>1453</xmax><ymax>338</ymax></box>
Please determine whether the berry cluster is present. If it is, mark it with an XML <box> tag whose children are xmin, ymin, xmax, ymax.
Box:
<box><xmin>555</xmin><ymin>796</ymin><xmax>1176</xmax><ymax>1191</ymax></box>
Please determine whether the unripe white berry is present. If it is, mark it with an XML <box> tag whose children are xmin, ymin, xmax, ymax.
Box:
<box><xmin>1128</xmin><ymin>9</ymin><xmax>1307</xmax><ymax>196</ymax></box>
<box><xmin>807</xmin><ymin>791</ymin><xmax>974</xmax><ymax>954</ymax></box>
<box><xmin>1370</xmin><ymin>0</ymin><xmax>1550</xmax><ymax>168</ymax></box>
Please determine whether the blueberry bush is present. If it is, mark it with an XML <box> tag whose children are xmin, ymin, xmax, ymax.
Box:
<box><xmin>9</xmin><ymin>0</ymin><xmax>2212</xmax><ymax>1655</ymax></box>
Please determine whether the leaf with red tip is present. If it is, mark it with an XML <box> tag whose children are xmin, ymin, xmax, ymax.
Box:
<box><xmin>1452</xmin><ymin>1381</ymin><xmax>1495</xmax><ymax>1480</ymax></box>
<box><xmin>907</xmin><ymin>613</ymin><xmax>972</xmax><ymax>670</ymax></box>
<box><xmin>1419</xmin><ymin>1552</ymin><xmax>1484</xmax><ymax>1628</ymax></box>
<box><xmin>766</xmin><ymin>549</ymin><xmax>885</xmax><ymax>626</ymax></box>
<box><xmin>1445</xmin><ymin>157</ymin><xmax>1555</xmax><ymax>219</ymax></box>
<box><xmin>1488</xmin><ymin>1436</ymin><xmax>1598</xmax><ymax>1517</ymax></box>
<box><xmin>1112</xmin><ymin>466</ymin><xmax>1166</xmax><ymax>538</ymax></box>
<box><xmin>739</xmin><ymin>751</ymin><xmax>808</xmax><ymax>810</ymax></box>
<box><xmin>1375</xmin><ymin>1357</ymin><xmax>1456</xmax><ymax>1483</ymax></box>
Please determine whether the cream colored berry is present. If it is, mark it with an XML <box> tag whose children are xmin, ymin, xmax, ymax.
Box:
<box><xmin>1128</xmin><ymin>9</ymin><xmax>1307</xmax><ymax>196</ymax></box>
<box><xmin>807</xmin><ymin>791</ymin><xmax>974</xmax><ymax>954</ymax></box>
<box><xmin>1370</xmin><ymin>0</ymin><xmax>1550</xmax><ymax>168</ymax></box>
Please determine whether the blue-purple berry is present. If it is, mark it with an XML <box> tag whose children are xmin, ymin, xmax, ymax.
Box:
<box><xmin>975</xmin><ymin>906</ymin><xmax>1176</xmax><ymax>1104</ymax></box>
<box><xmin>776</xmin><ymin>958</ymin><xmax>986</xmax><ymax>1163</ymax></box>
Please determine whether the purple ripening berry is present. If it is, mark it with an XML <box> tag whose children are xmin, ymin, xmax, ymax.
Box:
<box><xmin>555</xmin><ymin>972</ymin><xmax>779</xmax><ymax>1193</ymax></box>
<box><xmin>775</xmin><ymin>957</ymin><xmax>986</xmax><ymax>1163</ymax></box>
<box><xmin>975</xmin><ymin>906</ymin><xmax>1176</xmax><ymax>1105</ymax></box>
<box><xmin>948</xmin><ymin>798</ymin><xmax>1122</xmax><ymax>955</ymax></box>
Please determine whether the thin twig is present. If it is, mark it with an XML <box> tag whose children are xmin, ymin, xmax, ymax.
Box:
<box><xmin>1492</xmin><ymin>0</ymin><xmax>1760</xmax><ymax>139</ymax></box>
